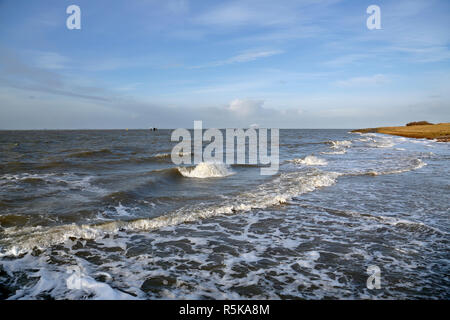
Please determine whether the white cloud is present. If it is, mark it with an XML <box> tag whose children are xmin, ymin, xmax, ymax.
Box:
<box><xmin>227</xmin><ymin>50</ymin><xmax>284</xmax><ymax>63</ymax></box>
<box><xmin>191</xmin><ymin>49</ymin><xmax>283</xmax><ymax>68</ymax></box>
<box><xmin>193</xmin><ymin>0</ymin><xmax>342</xmax><ymax>29</ymax></box>
<box><xmin>33</xmin><ymin>52</ymin><xmax>70</xmax><ymax>70</ymax></box>
<box><xmin>228</xmin><ymin>98</ymin><xmax>265</xmax><ymax>116</ymax></box>
<box><xmin>335</xmin><ymin>74</ymin><xmax>390</xmax><ymax>88</ymax></box>
<box><xmin>390</xmin><ymin>46</ymin><xmax>450</xmax><ymax>63</ymax></box>
<box><xmin>193</xmin><ymin>2</ymin><xmax>294</xmax><ymax>27</ymax></box>
<box><xmin>323</xmin><ymin>54</ymin><xmax>371</xmax><ymax>67</ymax></box>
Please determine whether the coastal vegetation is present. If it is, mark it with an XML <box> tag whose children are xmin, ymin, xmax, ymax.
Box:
<box><xmin>352</xmin><ymin>122</ymin><xmax>450</xmax><ymax>142</ymax></box>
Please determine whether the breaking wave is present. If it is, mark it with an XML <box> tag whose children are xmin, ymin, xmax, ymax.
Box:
<box><xmin>365</xmin><ymin>159</ymin><xmax>426</xmax><ymax>176</ymax></box>
<box><xmin>321</xmin><ymin>150</ymin><xmax>347</xmax><ymax>155</ymax></box>
<box><xmin>177</xmin><ymin>162</ymin><xmax>234</xmax><ymax>178</ymax></box>
<box><xmin>322</xmin><ymin>140</ymin><xmax>352</xmax><ymax>155</ymax></box>
<box><xmin>367</xmin><ymin>139</ymin><xmax>396</xmax><ymax>148</ymax></box>
<box><xmin>289</xmin><ymin>155</ymin><xmax>328</xmax><ymax>166</ymax></box>
<box><xmin>0</xmin><ymin>169</ymin><xmax>339</xmax><ymax>255</ymax></box>
<box><xmin>330</xmin><ymin>140</ymin><xmax>352</xmax><ymax>148</ymax></box>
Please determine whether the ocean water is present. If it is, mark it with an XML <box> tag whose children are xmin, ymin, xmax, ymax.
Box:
<box><xmin>0</xmin><ymin>129</ymin><xmax>448</xmax><ymax>299</ymax></box>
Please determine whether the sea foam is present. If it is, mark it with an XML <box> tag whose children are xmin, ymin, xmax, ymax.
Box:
<box><xmin>290</xmin><ymin>155</ymin><xmax>328</xmax><ymax>166</ymax></box>
<box><xmin>0</xmin><ymin>169</ymin><xmax>339</xmax><ymax>255</ymax></box>
<box><xmin>178</xmin><ymin>162</ymin><xmax>234</xmax><ymax>178</ymax></box>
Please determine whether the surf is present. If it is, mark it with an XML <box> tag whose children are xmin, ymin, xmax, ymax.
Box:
<box><xmin>177</xmin><ymin>162</ymin><xmax>234</xmax><ymax>178</ymax></box>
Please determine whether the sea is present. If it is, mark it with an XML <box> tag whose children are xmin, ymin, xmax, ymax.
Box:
<box><xmin>0</xmin><ymin>129</ymin><xmax>448</xmax><ymax>299</ymax></box>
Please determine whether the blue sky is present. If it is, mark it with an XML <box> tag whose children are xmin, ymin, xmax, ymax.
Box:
<box><xmin>0</xmin><ymin>0</ymin><xmax>449</xmax><ymax>129</ymax></box>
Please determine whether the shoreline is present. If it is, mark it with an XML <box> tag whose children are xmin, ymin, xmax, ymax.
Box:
<box><xmin>352</xmin><ymin>123</ymin><xmax>450</xmax><ymax>142</ymax></box>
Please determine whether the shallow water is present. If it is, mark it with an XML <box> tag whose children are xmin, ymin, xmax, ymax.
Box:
<box><xmin>0</xmin><ymin>129</ymin><xmax>448</xmax><ymax>299</ymax></box>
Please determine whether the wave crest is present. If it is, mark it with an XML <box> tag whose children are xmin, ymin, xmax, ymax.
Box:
<box><xmin>290</xmin><ymin>155</ymin><xmax>328</xmax><ymax>166</ymax></box>
<box><xmin>330</xmin><ymin>140</ymin><xmax>352</xmax><ymax>148</ymax></box>
<box><xmin>0</xmin><ymin>169</ymin><xmax>339</xmax><ymax>255</ymax></box>
<box><xmin>366</xmin><ymin>159</ymin><xmax>426</xmax><ymax>176</ymax></box>
<box><xmin>178</xmin><ymin>162</ymin><xmax>234</xmax><ymax>178</ymax></box>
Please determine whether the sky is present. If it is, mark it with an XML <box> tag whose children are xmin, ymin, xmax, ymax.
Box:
<box><xmin>0</xmin><ymin>0</ymin><xmax>449</xmax><ymax>129</ymax></box>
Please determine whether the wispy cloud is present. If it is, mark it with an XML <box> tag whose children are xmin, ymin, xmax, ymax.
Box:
<box><xmin>390</xmin><ymin>46</ymin><xmax>450</xmax><ymax>63</ymax></box>
<box><xmin>33</xmin><ymin>51</ymin><xmax>70</xmax><ymax>70</ymax></box>
<box><xmin>335</xmin><ymin>74</ymin><xmax>390</xmax><ymax>88</ymax></box>
<box><xmin>191</xmin><ymin>49</ymin><xmax>283</xmax><ymax>68</ymax></box>
<box><xmin>193</xmin><ymin>2</ymin><xmax>295</xmax><ymax>27</ymax></box>
<box><xmin>323</xmin><ymin>54</ymin><xmax>371</xmax><ymax>67</ymax></box>
<box><xmin>192</xmin><ymin>0</ymin><xmax>342</xmax><ymax>29</ymax></box>
<box><xmin>0</xmin><ymin>50</ymin><xmax>111</xmax><ymax>102</ymax></box>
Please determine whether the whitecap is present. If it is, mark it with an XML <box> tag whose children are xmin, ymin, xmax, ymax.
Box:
<box><xmin>0</xmin><ymin>169</ymin><xmax>340</xmax><ymax>255</ymax></box>
<box><xmin>366</xmin><ymin>159</ymin><xmax>426</xmax><ymax>176</ymax></box>
<box><xmin>178</xmin><ymin>162</ymin><xmax>234</xmax><ymax>178</ymax></box>
<box><xmin>289</xmin><ymin>155</ymin><xmax>328</xmax><ymax>166</ymax></box>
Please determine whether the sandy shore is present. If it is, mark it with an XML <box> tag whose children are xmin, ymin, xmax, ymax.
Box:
<box><xmin>352</xmin><ymin>123</ymin><xmax>450</xmax><ymax>142</ymax></box>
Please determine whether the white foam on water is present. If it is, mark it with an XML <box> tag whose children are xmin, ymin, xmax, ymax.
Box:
<box><xmin>154</xmin><ymin>151</ymin><xmax>191</xmax><ymax>158</ymax></box>
<box><xmin>366</xmin><ymin>159</ymin><xmax>426</xmax><ymax>176</ymax></box>
<box><xmin>0</xmin><ymin>173</ymin><xmax>56</xmax><ymax>181</ymax></box>
<box><xmin>297</xmin><ymin>251</ymin><xmax>320</xmax><ymax>268</ymax></box>
<box><xmin>353</xmin><ymin>132</ymin><xmax>402</xmax><ymax>149</ymax></box>
<box><xmin>368</xmin><ymin>140</ymin><xmax>396</xmax><ymax>148</ymax></box>
<box><xmin>105</xmin><ymin>203</ymin><xmax>138</xmax><ymax>218</ymax></box>
<box><xmin>1</xmin><ymin>187</ymin><xmax>446</xmax><ymax>299</ymax></box>
<box><xmin>65</xmin><ymin>267</ymin><xmax>135</xmax><ymax>300</ymax></box>
<box><xmin>178</xmin><ymin>162</ymin><xmax>234</xmax><ymax>178</ymax></box>
<box><xmin>1</xmin><ymin>153</ymin><xmax>429</xmax><ymax>257</ymax></box>
<box><xmin>321</xmin><ymin>150</ymin><xmax>347</xmax><ymax>155</ymax></box>
<box><xmin>1</xmin><ymin>253</ymin><xmax>136</xmax><ymax>300</ymax></box>
<box><xmin>290</xmin><ymin>155</ymin><xmax>328</xmax><ymax>166</ymax></box>
<box><xmin>0</xmin><ymin>173</ymin><xmax>105</xmax><ymax>194</ymax></box>
<box><xmin>0</xmin><ymin>169</ymin><xmax>339</xmax><ymax>255</ymax></box>
<box><xmin>318</xmin><ymin>206</ymin><xmax>446</xmax><ymax>235</ymax></box>
<box><xmin>330</xmin><ymin>140</ymin><xmax>352</xmax><ymax>148</ymax></box>
<box><xmin>323</xmin><ymin>140</ymin><xmax>352</xmax><ymax>155</ymax></box>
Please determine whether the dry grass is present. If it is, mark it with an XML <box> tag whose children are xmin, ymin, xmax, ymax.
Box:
<box><xmin>352</xmin><ymin>123</ymin><xmax>450</xmax><ymax>141</ymax></box>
